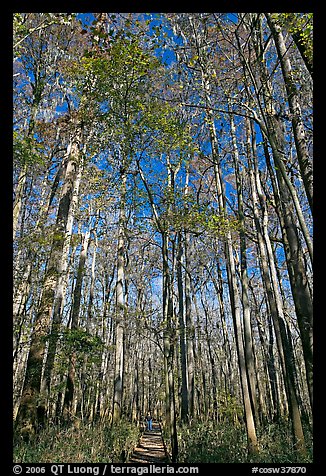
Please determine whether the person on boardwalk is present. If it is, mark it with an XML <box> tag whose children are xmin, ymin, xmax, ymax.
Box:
<box><xmin>145</xmin><ymin>412</ymin><xmax>153</xmax><ymax>431</ymax></box>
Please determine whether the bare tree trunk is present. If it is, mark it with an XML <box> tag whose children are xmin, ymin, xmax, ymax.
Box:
<box><xmin>112</xmin><ymin>167</ymin><xmax>127</xmax><ymax>423</ymax></box>
<box><xmin>247</xmin><ymin>13</ymin><xmax>313</xmax><ymax>413</ymax></box>
<box><xmin>13</xmin><ymin>98</ymin><xmax>40</xmax><ymax>239</ymax></box>
<box><xmin>184</xmin><ymin>234</ymin><xmax>195</xmax><ymax>419</ymax></box>
<box><xmin>266</xmin><ymin>13</ymin><xmax>313</xmax><ymax>213</ymax></box>
<box><xmin>202</xmin><ymin>298</ymin><xmax>218</xmax><ymax>422</ymax></box>
<box><xmin>13</xmin><ymin>260</ymin><xmax>32</xmax><ymax>361</ymax></box>
<box><xmin>15</xmin><ymin>130</ymin><xmax>82</xmax><ymax>437</ymax></box>
<box><xmin>191</xmin><ymin>289</ymin><xmax>207</xmax><ymax>420</ymax></box>
<box><xmin>63</xmin><ymin>229</ymin><xmax>91</xmax><ymax>421</ymax></box>
<box><xmin>42</xmin><ymin>149</ymin><xmax>84</xmax><ymax>405</ymax></box>
<box><xmin>230</xmin><ymin>108</ymin><xmax>258</xmax><ymax>423</ymax></box>
<box><xmin>131</xmin><ymin>348</ymin><xmax>140</xmax><ymax>423</ymax></box>
<box><xmin>248</xmin><ymin>119</ymin><xmax>306</xmax><ymax>455</ymax></box>
<box><xmin>136</xmin><ymin>155</ymin><xmax>178</xmax><ymax>459</ymax></box>
<box><xmin>263</xmin><ymin>138</ymin><xmax>313</xmax><ymax>412</ymax></box>
<box><xmin>13</xmin><ymin>165</ymin><xmax>28</xmax><ymax>240</ymax></box>
<box><xmin>215</xmin><ymin>258</ymin><xmax>234</xmax><ymax>396</ymax></box>
<box><xmin>162</xmin><ymin>232</ymin><xmax>178</xmax><ymax>462</ymax></box>
<box><xmin>177</xmin><ymin>232</ymin><xmax>189</xmax><ymax>422</ymax></box>
<box><xmin>184</xmin><ymin>167</ymin><xmax>195</xmax><ymax>419</ymax></box>
<box><xmin>202</xmin><ymin>70</ymin><xmax>258</xmax><ymax>453</ymax></box>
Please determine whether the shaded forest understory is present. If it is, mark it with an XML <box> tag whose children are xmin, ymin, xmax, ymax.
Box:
<box><xmin>13</xmin><ymin>13</ymin><xmax>313</xmax><ymax>463</ymax></box>
<box><xmin>14</xmin><ymin>419</ymin><xmax>312</xmax><ymax>464</ymax></box>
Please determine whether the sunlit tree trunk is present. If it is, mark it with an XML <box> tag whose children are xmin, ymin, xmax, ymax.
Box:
<box><xmin>248</xmin><ymin>117</ymin><xmax>306</xmax><ymax>455</ymax></box>
<box><xmin>13</xmin><ymin>87</ymin><xmax>41</xmax><ymax>239</ymax></box>
<box><xmin>112</xmin><ymin>166</ymin><xmax>127</xmax><ymax>423</ymax></box>
<box><xmin>248</xmin><ymin>13</ymin><xmax>313</xmax><ymax>413</ymax></box>
<box><xmin>201</xmin><ymin>297</ymin><xmax>218</xmax><ymax>422</ymax></box>
<box><xmin>177</xmin><ymin>231</ymin><xmax>189</xmax><ymax>422</ymax></box>
<box><xmin>266</xmin><ymin>13</ymin><xmax>313</xmax><ymax>213</ymax></box>
<box><xmin>202</xmin><ymin>69</ymin><xmax>258</xmax><ymax>453</ymax></box>
<box><xmin>15</xmin><ymin>129</ymin><xmax>82</xmax><ymax>436</ymax></box>
<box><xmin>63</xmin><ymin>228</ymin><xmax>91</xmax><ymax>421</ymax></box>
<box><xmin>270</xmin><ymin>145</ymin><xmax>313</xmax><ymax>412</ymax></box>
<box><xmin>230</xmin><ymin>108</ymin><xmax>259</xmax><ymax>424</ymax></box>
<box><xmin>42</xmin><ymin>148</ymin><xmax>84</xmax><ymax>406</ymax></box>
<box><xmin>162</xmin><ymin>232</ymin><xmax>178</xmax><ymax>461</ymax></box>
<box><xmin>184</xmin><ymin>167</ymin><xmax>195</xmax><ymax>419</ymax></box>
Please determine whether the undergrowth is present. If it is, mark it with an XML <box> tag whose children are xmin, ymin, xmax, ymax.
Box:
<box><xmin>177</xmin><ymin>419</ymin><xmax>313</xmax><ymax>463</ymax></box>
<box><xmin>13</xmin><ymin>419</ymin><xmax>140</xmax><ymax>463</ymax></box>
<box><xmin>14</xmin><ymin>418</ymin><xmax>313</xmax><ymax>464</ymax></box>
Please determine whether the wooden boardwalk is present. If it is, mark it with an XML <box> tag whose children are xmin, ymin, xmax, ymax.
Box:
<box><xmin>128</xmin><ymin>423</ymin><xmax>168</xmax><ymax>464</ymax></box>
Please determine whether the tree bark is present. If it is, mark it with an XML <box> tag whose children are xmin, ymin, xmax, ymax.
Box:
<box><xmin>177</xmin><ymin>232</ymin><xmax>189</xmax><ymax>422</ymax></box>
<box><xmin>266</xmin><ymin>13</ymin><xmax>313</xmax><ymax>214</ymax></box>
<box><xmin>63</xmin><ymin>229</ymin><xmax>91</xmax><ymax>421</ymax></box>
<box><xmin>13</xmin><ymin>95</ymin><xmax>40</xmax><ymax>239</ymax></box>
<box><xmin>42</xmin><ymin>149</ymin><xmax>84</xmax><ymax>403</ymax></box>
<box><xmin>263</xmin><ymin>136</ymin><xmax>313</xmax><ymax>412</ymax></box>
<box><xmin>15</xmin><ymin>131</ymin><xmax>82</xmax><ymax>436</ymax></box>
<box><xmin>248</xmin><ymin>119</ymin><xmax>306</xmax><ymax>455</ymax></box>
<box><xmin>112</xmin><ymin>167</ymin><xmax>127</xmax><ymax>423</ymax></box>
<box><xmin>184</xmin><ymin>167</ymin><xmax>195</xmax><ymax>418</ymax></box>
<box><xmin>230</xmin><ymin>108</ymin><xmax>258</xmax><ymax>423</ymax></box>
<box><xmin>247</xmin><ymin>14</ymin><xmax>313</xmax><ymax>413</ymax></box>
<box><xmin>202</xmin><ymin>69</ymin><xmax>258</xmax><ymax>453</ymax></box>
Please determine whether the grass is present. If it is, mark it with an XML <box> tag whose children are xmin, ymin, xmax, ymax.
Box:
<box><xmin>13</xmin><ymin>419</ymin><xmax>141</xmax><ymax>463</ymax></box>
<box><xmin>14</xmin><ymin>417</ymin><xmax>313</xmax><ymax>464</ymax></box>
<box><xmin>177</xmin><ymin>419</ymin><xmax>313</xmax><ymax>463</ymax></box>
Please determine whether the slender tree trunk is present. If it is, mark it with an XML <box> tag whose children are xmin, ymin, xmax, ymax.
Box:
<box><xmin>87</xmin><ymin>230</ymin><xmax>98</xmax><ymax>326</ymax></box>
<box><xmin>215</xmin><ymin>258</ymin><xmax>234</xmax><ymax>396</ymax></box>
<box><xmin>162</xmin><ymin>232</ymin><xmax>178</xmax><ymax>462</ymax></box>
<box><xmin>42</xmin><ymin>149</ymin><xmax>84</xmax><ymax>405</ymax></box>
<box><xmin>13</xmin><ymin>260</ymin><xmax>32</xmax><ymax>359</ymax></box>
<box><xmin>15</xmin><ymin>130</ymin><xmax>82</xmax><ymax>437</ymax></box>
<box><xmin>13</xmin><ymin>98</ymin><xmax>40</xmax><ymax>239</ymax></box>
<box><xmin>202</xmin><ymin>298</ymin><xmax>218</xmax><ymax>422</ymax></box>
<box><xmin>230</xmin><ymin>108</ymin><xmax>258</xmax><ymax>423</ymax></box>
<box><xmin>136</xmin><ymin>156</ymin><xmax>178</xmax><ymax>458</ymax></box>
<box><xmin>263</xmin><ymin>137</ymin><xmax>313</xmax><ymax>412</ymax></box>
<box><xmin>113</xmin><ymin>167</ymin><xmax>127</xmax><ymax>423</ymax></box>
<box><xmin>191</xmin><ymin>288</ymin><xmax>207</xmax><ymax>420</ymax></box>
<box><xmin>184</xmin><ymin>167</ymin><xmax>195</xmax><ymax>418</ymax></box>
<box><xmin>266</xmin><ymin>13</ymin><xmax>313</xmax><ymax>213</ymax></box>
<box><xmin>63</xmin><ymin>229</ymin><xmax>90</xmax><ymax>421</ymax></box>
<box><xmin>132</xmin><ymin>349</ymin><xmax>139</xmax><ymax>423</ymax></box>
<box><xmin>248</xmin><ymin>120</ymin><xmax>306</xmax><ymax>455</ymax></box>
<box><xmin>13</xmin><ymin>165</ymin><xmax>28</xmax><ymax>240</ymax></box>
<box><xmin>202</xmin><ymin>70</ymin><xmax>258</xmax><ymax>453</ymax></box>
<box><xmin>184</xmin><ymin>233</ymin><xmax>195</xmax><ymax>419</ymax></box>
<box><xmin>248</xmin><ymin>16</ymin><xmax>313</xmax><ymax>412</ymax></box>
<box><xmin>177</xmin><ymin>232</ymin><xmax>189</xmax><ymax>422</ymax></box>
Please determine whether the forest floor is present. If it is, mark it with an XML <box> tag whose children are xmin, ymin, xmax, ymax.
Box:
<box><xmin>128</xmin><ymin>423</ymin><xmax>168</xmax><ymax>463</ymax></box>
